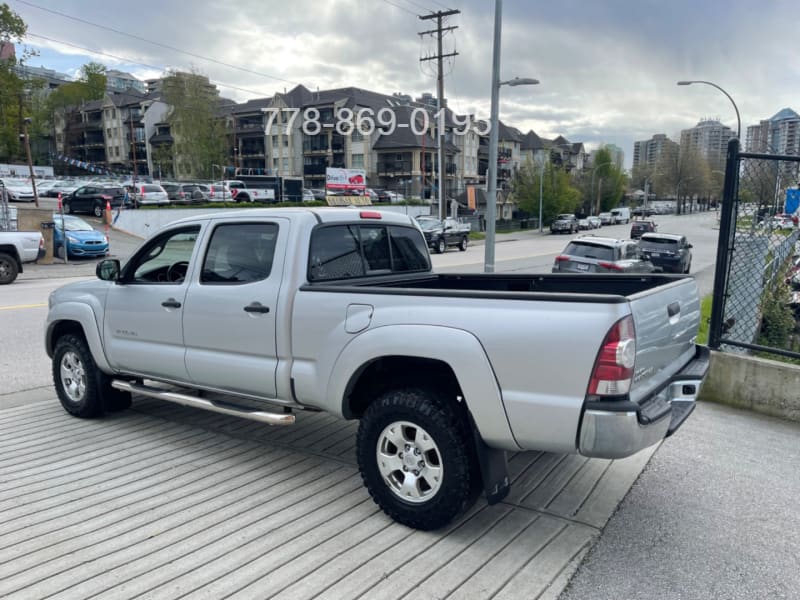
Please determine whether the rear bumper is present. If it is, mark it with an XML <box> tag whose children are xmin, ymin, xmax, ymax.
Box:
<box><xmin>578</xmin><ymin>345</ymin><xmax>710</xmax><ymax>459</ymax></box>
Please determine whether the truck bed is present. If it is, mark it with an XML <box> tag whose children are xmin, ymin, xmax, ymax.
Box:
<box><xmin>305</xmin><ymin>272</ymin><xmax>690</xmax><ymax>301</ymax></box>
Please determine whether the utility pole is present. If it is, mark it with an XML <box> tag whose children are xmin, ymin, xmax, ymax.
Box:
<box><xmin>419</xmin><ymin>8</ymin><xmax>459</xmax><ymax>220</ymax></box>
<box><xmin>129</xmin><ymin>110</ymin><xmax>138</xmax><ymax>186</ymax></box>
<box><xmin>20</xmin><ymin>118</ymin><xmax>40</xmax><ymax>207</ymax></box>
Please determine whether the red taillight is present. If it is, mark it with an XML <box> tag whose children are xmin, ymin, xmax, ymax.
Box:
<box><xmin>360</xmin><ymin>211</ymin><xmax>382</xmax><ymax>219</ymax></box>
<box><xmin>587</xmin><ymin>315</ymin><xmax>636</xmax><ymax>396</ymax></box>
<box><xmin>598</xmin><ymin>261</ymin><xmax>624</xmax><ymax>271</ymax></box>
<box><xmin>210</xmin><ymin>186</ymin><xmax>215</xmax><ymax>194</ymax></box>
<box><xmin>555</xmin><ymin>255</ymin><xmax>570</xmax><ymax>262</ymax></box>
<box><xmin>140</xmin><ymin>186</ymin><xmax>145</xmax><ymax>195</ymax></box>
<box><xmin>39</xmin><ymin>236</ymin><xmax>45</xmax><ymax>250</ymax></box>
<box><xmin>179</xmin><ymin>192</ymin><xmax>185</xmax><ymax>198</ymax></box>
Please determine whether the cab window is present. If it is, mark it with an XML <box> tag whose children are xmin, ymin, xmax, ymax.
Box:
<box><xmin>126</xmin><ymin>226</ymin><xmax>200</xmax><ymax>284</ymax></box>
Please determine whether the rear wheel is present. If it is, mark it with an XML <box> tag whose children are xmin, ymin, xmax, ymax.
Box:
<box><xmin>56</xmin><ymin>244</ymin><xmax>66</xmax><ymax>260</ymax></box>
<box><xmin>356</xmin><ymin>388</ymin><xmax>478</xmax><ymax>530</ymax></box>
<box><xmin>0</xmin><ymin>252</ymin><xmax>19</xmax><ymax>284</ymax></box>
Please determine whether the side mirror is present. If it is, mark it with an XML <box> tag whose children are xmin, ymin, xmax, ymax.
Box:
<box><xmin>96</xmin><ymin>258</ymin><xmax>120</xmax><ymax>281</ymax></box>
<box><xmin>688</xmin><ymin>244</ymin><xmax>693</xmax><ymax>249</ymax></box>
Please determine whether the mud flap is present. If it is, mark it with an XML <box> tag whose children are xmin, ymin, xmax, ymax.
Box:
<box><xmin>469</xmin><ymin>414</ymin><xmax>510</xmax><ymax>505</ymax></box>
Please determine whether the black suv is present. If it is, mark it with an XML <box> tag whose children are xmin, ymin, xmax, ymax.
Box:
<box><xmin>630</xmin><ymin>219</ymin><xmax>657</xmax><ymax>239</ymax></box>
<box><xmin>639</xmin><ymin>233</ymin><xmax>693</xmax><ymax>273</ymax></box>
<box><xmin>63</xmin><ymin>185</ymin><xmax>129</xmax><ymax>218</ymax></box>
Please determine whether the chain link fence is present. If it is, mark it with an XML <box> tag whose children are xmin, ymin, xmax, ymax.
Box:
<box><xmin>710</xmin><ymin>140</ymin><xmax>800</xmax><ymax>360</ymax></box>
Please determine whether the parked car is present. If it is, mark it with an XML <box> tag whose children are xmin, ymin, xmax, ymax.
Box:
<box><xmin>63</xmin><ymin>184</ymin><xmax>129</xmax><ymax>217</ymax></box>
<box><xmin>0</xmin><ymin>229</ymin><xmax>45</xmax><ymax>284</ymax></box>
<box><xmin>133</xmin><ymin>183</ymin><xmax>169</xmax><ymax>207</ymax></box>
<box><xmin>598</xmin><ymin>212</ymin><xmax>614</xmax><ymax>225</ymax></box>
<box><xmin>767</xmin><ymin>214</ymin><xmax>796</xmax><ymax>230</ymax></box>
<box><xmin>52</xmin><ymin>214</ymin><xmax>109</xmax><ymax>259</ymax></box>
<box><xmin>639</xmin><ymin>233</ymin><xmax>692</xmax><ymax>274</ymax></box>
<box><xmin>552</xmin><ymin>235</ymin><xmax>656</xmax><ymax>273</ymax></box>
<box><xmin>45</xmin><ymin>208</ymin><xmax>708</xmax><ymax>530</ymax></box>
<box><xmin>310</xmin><ymin>188</ymin><xmax>327</xmax><ymax>201</ymax></box>
<box><xmin>417</xmin><ymin>216</ymin><xmax>470</xmax><ymax>253</ymax></box>
<box><xmin>209</xmin><ymin>182</ymin><xmax>234</xmax><ymax>202</ymax></box>
<box><xmin>630</xmin><ymin>219</ymin><xmax>658</xmax><ymax>239</ymax></box>
<box><xmin>384</xmin><ymin>191</ymin><xmax>404</xmax><ymax>203</ymax></box>
<box><xmin>578</xmin><ymin>217</ymin><xmax>591</xmax><ymax>230</ymax></box>
<box><xmin>611</xmin><ymin>207</ymin><xmax>632</xmax><ymax>224</ymax></box>
<box><xmin>302</xmin><ymin>189</ymin><xmax>315</xmax><ymax>202</ymax></box>
<box><xmin>1</xmin><ymin>178</ymin><xmax>35</xmax><ymax>202</ymax></box>
<box><xmin>550</xmin><ymin>213</ymin><xmax>579</xmax><ymax>234</ymax></box>
<box><xmin>587</xmin><ymin>216</ymin><xmax>602</xmax><ymax>229</ymax></box>
<box><xmin>162</xmin><ymin>183</ymin><xmax>209</xmax><ymax>204</ymax></box>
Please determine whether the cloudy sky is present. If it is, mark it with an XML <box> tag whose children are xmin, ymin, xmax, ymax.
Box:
<box><xmin>10</xmin><ymin>0</ymin><xmax>800</xmax><ymax>167</ymax></box>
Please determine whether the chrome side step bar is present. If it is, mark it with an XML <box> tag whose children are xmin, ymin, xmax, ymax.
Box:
<box><xmin>111</xmin><ymin>380</ymin><xmax>295</xmax><ymax>426</ymax></box>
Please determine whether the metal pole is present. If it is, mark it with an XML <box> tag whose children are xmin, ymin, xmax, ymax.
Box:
<box><xmin>484</xmin><ymin>0</ymin><xmax>502</xmax><ymax>273</ymax></box>
<box><xmin>21</xmin><ymin>121</ymin><xmax>40</xmax><ymax>208</ymax></box>
<box><xmin>538</xmin><ymin>160</ymin><xmax>543</xmax><ymax>233</ymax></box>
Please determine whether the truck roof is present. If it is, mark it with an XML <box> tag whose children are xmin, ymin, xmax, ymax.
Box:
<box><xmin>166</xmin><ymin>207</ymin><xmax>417</xmax><ymax>227</ymax></box>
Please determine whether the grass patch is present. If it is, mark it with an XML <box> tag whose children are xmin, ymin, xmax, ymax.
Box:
<box><xmin>469</xmin><ymin>231</ymin><xmax>486</xmax><ymax>241</ymax></box>
<box><xmin>697</xmin><ymin>294</ymin><xmax>713</xmax><ymax>345</ymax></box>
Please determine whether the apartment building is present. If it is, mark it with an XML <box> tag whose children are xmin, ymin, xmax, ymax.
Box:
<box><xmin>680</xmin><ymin>119</ymin><xmax>733</xmax><ymax>172</ymax></box>
<box><xmin>632</xmin><ymin>133</ymin><xmax>679</xmax><ymax>169</ymax></box>
<box><xmin>746</xmin><ymin>108</ymin><xmax>800</xmax><ymax>155</ymax></box>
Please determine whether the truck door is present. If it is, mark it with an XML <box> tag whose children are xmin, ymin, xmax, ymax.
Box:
<box><xmin>182</xmin><ymin>219</ymin><xmax>287</xmax><ymax>399</ymax></box>
<box><xmin>104</xmin><ymin>225</ymin><xmax>201</xmax><ymax>381</ymax></box>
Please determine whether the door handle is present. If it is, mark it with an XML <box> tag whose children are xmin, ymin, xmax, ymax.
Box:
<box><xmin>667</xmin><ymin>302</ymin><xmax>680</xmax><ymax>318</ymax></box>
<box><xmin>244</xmin><ymin>302</ymin><xmax>270</xmax><ymax>314</ymax></box>
<box><xmin>162</xmin><ymin>298</ymin><xmax>182</xmax><ymax>308</ymax></box>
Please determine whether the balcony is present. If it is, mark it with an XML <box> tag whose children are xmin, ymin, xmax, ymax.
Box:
<box><xmin>233</xmin><ymin>121</ymin><xmax>265</xmax><ymax>135</ymax></box>
<box><xmin>303</xmin><ymin>143</ymin><xmax>329</xmax><ymax>154</ymax></box>
<box><xmin>378</xmin><ymin>161</ymin><xmax>412</xmax><ymax>176</ymax></box>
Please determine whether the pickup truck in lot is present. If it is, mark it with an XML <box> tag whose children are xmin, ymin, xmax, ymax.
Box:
<box><xmin>0</xmin><ymin>229</ymin><xmax>45</xmax><ymax>284</ymax></box>
<box><xmin>45</xmin><ymin>208</ymin><xmax>709</xmax><ymax>530</ymax></box>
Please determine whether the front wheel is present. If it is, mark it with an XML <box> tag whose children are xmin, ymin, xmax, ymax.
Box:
<box><xmin>0</xmin><ymin>252</ymin><xmax>19</xmax><ymax>284</ymax></box>
<box><xmin>63</xmin><ymin>201</ymin><xmax>72</xmax><ymax>214</ymax></box>
<box><xmin>458</xmin><ymin>236</ymin><xmax>468</xmax><ymax>251</ymax></box>
<box><xmin>53</xmin><ymin>334</ymin><xmax>131</xmax><ymax>418</ymax></box>
<box><xmin>436</xmin><ymin>238</ymin><xmax>446</xmax><ymax>254</ymax></box>
<box><xmin>356</xmin><ymin>388</ymin><xmax>478</xmax><ymax>530</ymax></box>
<box><xmin>93</xmin><ymin>203</ymin><xmax>104</xmax><ymax>218</ymax></box>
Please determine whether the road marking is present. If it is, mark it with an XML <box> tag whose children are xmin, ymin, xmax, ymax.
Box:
<box><xmin>0</xmin><ymin>303</ymin><xmax>47</xmax><ymax>311</ymax></box>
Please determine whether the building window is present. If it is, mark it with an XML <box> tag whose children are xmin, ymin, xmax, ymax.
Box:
<box><xmin>352</xmin><ymin>129</ymin><xmax>363</xmax><ymax>142</ymax></box>
<box><xmin>282</xmin><ymin>158</ymin><xmax>289</xmax><ymax>171</ymax></box>
<box><xmin>351</xmin><ymin>154</ymin><xmax>364</xmax><ymax>169</ymax></box>
<box><xmin>272</xmin><ymin>136</ymin><xmax>279</xmax><ymax>149</ymax></box>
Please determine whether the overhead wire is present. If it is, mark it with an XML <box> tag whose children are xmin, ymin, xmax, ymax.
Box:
<box><xmin>25</xmin><ymin>32</ymin><xmax>275</xmax><ymax>98</ymax></box>
<box><xmin>381</xmin><ymin>0</ymin><xmax>420</xmax><ymax>16</ymax></box>
<box><xmin>15</xmin><ymin>0</ymin><xmax>301</xmax><ymax>86</ymax></box>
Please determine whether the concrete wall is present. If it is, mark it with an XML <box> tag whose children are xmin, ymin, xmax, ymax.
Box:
<box><xmin>700</xmin><ymin>350</ymin><xmax>800</xmax><ymax>423</ymax></box>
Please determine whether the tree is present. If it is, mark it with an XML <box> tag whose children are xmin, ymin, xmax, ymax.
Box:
<box><xmin>585</xmin><ymin>146</ymin><xmax>627</xmax><ymax>213</ymax></box>
<box><xmin>512</xmin><ymin>158</ymin><xmax>582</xmax><ymax>224</ymax></box>
<box><xmin>162</xmin><ymin>69</ymin><xmax>227</xmax><ymax>179</ymax></box>
<box><xmin>0</xmin><ymin>2</ymin><xmax>30</xmax><ymax>161</ymax></box>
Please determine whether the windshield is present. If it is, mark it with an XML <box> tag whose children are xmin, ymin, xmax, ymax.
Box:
<box><xmin>564</xmin><ymin>242</ymin><xmax>615</xmax><ymax>261</ymax></box>
<box><xmin>417</xmin><ymin>219</ymin><xmax>442</xmax><ymax>231</ymax></box>
<box><xmin>55</xmin><ymin>217</ymin><xmax>93</xmax><ymax>232</ymax></box>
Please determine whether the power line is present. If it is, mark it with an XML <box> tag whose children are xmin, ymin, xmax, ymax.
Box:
<box><xmin>25</xmin><ymin>32</ymin><xmax>274</xmax><ymax>98</ymax></box>
<box><xmin>382</xmin><ymin>0</ymin><xmax>420</xmax><ymax>16</ymax></box>
<box><xmin>429</xmin><ymin>0</ymin><xmax>455</xmax><ymax>10</ymax></box>
<box><xmin>402</xmin><ymin>0</ymin><xmax>435</xmax><ymax>12</ymax></box>
<box><xmin>15</xmin><ymin>0</ymin><xmax>302</xmax><ymax>87</ymax></box>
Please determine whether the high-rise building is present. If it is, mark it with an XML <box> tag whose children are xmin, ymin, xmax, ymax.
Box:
<box><xmin>106</xmin><ymin>70</ymin><xmax>145</xmax><ymax>94</ymax></box>
<box><xmin>632</xmin><ymin>134</ymin><xmax>678</xmax><ymax>168</ymax></box>
<box><xmin>680</xmin><ymin>119</ymin><xmax>733</xmax><ymax>172</ymax></box>
<box><xmin>746</xmin><ymin>108</ymin><xmax>800</xmax><ymax>155</ymax></box>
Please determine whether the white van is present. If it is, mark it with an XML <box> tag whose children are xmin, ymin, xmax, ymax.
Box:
<box><xmin>611</xmin><ymin>207</ymin><xmax>631</xmax><ymax>224</ymax></box>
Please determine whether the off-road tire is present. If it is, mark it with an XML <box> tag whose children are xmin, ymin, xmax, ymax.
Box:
<box><xmin>0</xmin><ymin>252</ymin><xmax>19</xmax><ymax>284</ymax></box>
<box><xmin>356</xmin><ymin>387</ymin><xmax>478</xmax><ymax>530</ymax></box>
<box><xmin>53</xmin><ymin>334</ymin><xmax>131</xmax><ymax>417</ymax></box>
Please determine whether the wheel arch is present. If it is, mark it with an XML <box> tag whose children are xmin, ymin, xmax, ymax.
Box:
<box><xmin>330</xmin><ymin>324</ymin><xmax>519</xmax><ymax>451</ymax></box>
<box><xmin>46</xmin><ymin>304</ymin><xmax>112</xmax><ymax>373</ymax></box>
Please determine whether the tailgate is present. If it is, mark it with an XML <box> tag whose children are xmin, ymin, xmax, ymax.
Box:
<box><xmin>627</xmin><ymin>277</ymin><xmax>701</xmax><ymax>402</ymax></box>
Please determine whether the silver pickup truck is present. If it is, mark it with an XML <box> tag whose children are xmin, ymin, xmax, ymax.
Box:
<box><xmin>0</xmin><ymin>230</ymin><xmax>45</xmax><ymax>284</ymax></box>
<box><xmin>45</xmin><ymin>208</ymin><xmax>709</xmax><ymax>530</ymax></box>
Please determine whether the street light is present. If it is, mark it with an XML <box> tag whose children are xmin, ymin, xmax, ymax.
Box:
<box><xmin>677</xmin><ymin>80</ymin><xmax>741</xmax><ymax>140</ymax></box>
<box><xmin>484</xmin><ymin>0</ymin><xmax>539</xmax><ymax>273</ymax></box>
